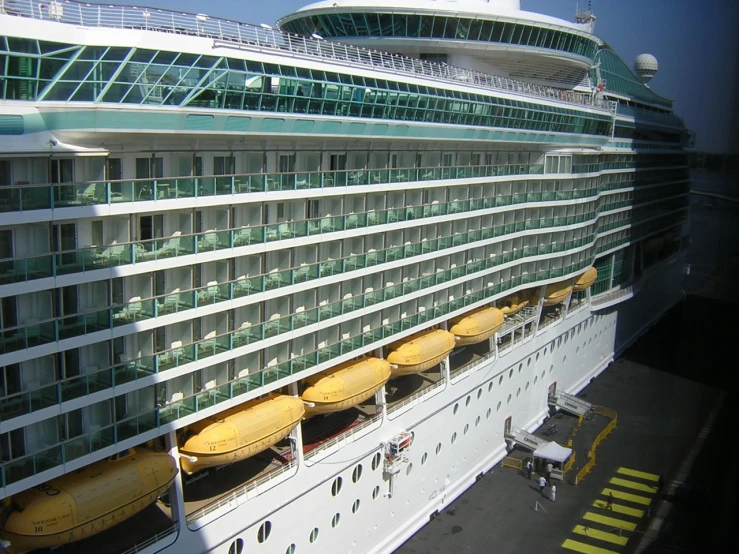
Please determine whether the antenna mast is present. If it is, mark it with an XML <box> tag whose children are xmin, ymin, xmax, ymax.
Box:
<box><xmin>575</xmin><ymin>0</ymin><xmax>596</xmax><ymax>32</ymax></box>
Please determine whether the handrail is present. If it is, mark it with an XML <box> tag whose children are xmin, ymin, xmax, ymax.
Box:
<box><xmin>304</xmin><ymin>415</ymin><xmax>380</xmax><ymax>460</ymax></box>
<box><xmin>0</xmin><ymin>0</ymin><xmax>615</xmax><ymax>112</ymax></box>
<box><xmin>186</xmin><ymin>459</ymin><xmax>297</xmax><ymax>524</ymax></box>
<box><xmin>118</xmin><ymin>524</ymin><xmax>177</xmax><ymax>554</ymax></box>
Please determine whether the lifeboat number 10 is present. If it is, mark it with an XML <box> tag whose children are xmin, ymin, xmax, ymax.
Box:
<box><xmin>37</xmin><ymin>484</ymin><xmax>61</xmax><ymax>496</ymax></box>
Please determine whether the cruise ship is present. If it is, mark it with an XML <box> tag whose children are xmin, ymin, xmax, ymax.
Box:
<box><xmin>0</xmin><ymin>1</ymin><xmax>690</xmax><ymax>553</ymax></box>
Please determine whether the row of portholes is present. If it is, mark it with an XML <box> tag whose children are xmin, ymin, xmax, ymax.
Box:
<box><xmin>421</xmin><ymin>407</ymin><xmax>493</xmax><ymax>467</ymax></box>
<box><xmin>332</xmin><ymin>457</ymin><xmax>377</xmax><ymax>497</ymax></box>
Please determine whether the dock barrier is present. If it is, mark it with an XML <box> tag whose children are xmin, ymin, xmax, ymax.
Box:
<box><xmin>574</xmin><ymin>405</ymin><xmax>617</xmax><ymax>485</ymax></box>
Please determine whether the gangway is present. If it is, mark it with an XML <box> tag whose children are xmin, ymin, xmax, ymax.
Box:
<box><xmin>505</xmin><ymin>427</ymin><xmax>547</xmax><ymax>451</ymax></box>
<box><xmin>549</xmin><ymin>390</ymin><xmax>593</xmax><ymax>417</ymax></box>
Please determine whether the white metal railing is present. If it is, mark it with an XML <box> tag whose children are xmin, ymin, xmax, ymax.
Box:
<box><xmin>387</xmin><ymin>376</ymin><xmax>446</xmax><ymax>415</ymax></box>
<box><xmin>119</xmin><ymin>524</ymin><xmax>177</xmax><ymax>554</ymax></box>
<box><xmin>186</xmin><ymin>459</ymin><xmax>297</xmax><ymax>523</ymax></box>
<box><xmin>0</xmin><ymin>0</ymin><xmax>615</xmax><ymax>112</ymax></box>
<box><xmin>304</xmin><ymin>415</ymin><xmax>380</xmax><ymax>460</ymax></box>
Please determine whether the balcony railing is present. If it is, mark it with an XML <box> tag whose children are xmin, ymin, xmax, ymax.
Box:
<box><xmin>0</xmin><ymin>163</ymin><xmax>548</xmax><ymax>213</ymax></box>
<box><xmin>0</xmin><ymin>0</ymin><xmax>614</xmax><ymax>112</ymax></box>
<box><xmin>0</xmin><ymin>231</ymin><xmax>601</xmax><ymax>423</ymax></box>
<box><xmin>0</xmin><ymin>257</ymin><xmax>599</xmax><ymax>488</ymax></box>
<box><xmin>0</xmin><ymin>206</ymin><xmax>609</xmax><ymax>359</ymax></box>
<box><xmin>0</xmin><ymin>160</ymin><xmax>688</xmax><ymax>215</ymax></box>
<box><xmin>0</xmin><ymin>175</ymin><xmax>686</xmax><ymax>289</ymax></box>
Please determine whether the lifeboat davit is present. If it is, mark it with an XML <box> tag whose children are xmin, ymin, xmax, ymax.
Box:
<box><xmin>450</xmin><ymin>307</ymin><xmax>505</xmax><ymax>346</ymax></box>
<box><xmin>573</xmin><ymin>267</ymin><xmax>598</xmax><ymax>292</ymax></box>
<box><xmin>499</xmin><ymin>294</ymin><xmax>529</xmax><ymax>316</ymax></box>
<box><xmin>301</xmin><ymin>358</ymin><xmax>392</xmax><ymax>416</ymax></box>
<box><xmin>387</xmin><ymin>329</ymin><xmax>457</xmax><ymax>376</ymax></box>
<box><xmin>179</xmin><ymin>395</ymin><xmax>304</xmax><ymax>474</ymax></box>
<box><xmin>0</xmin><ymin>449</ymin><xmax>177</xmax><ymax>554</ymax></box>
<box><xmin>543</xmin><ymin>281</ymin><xmax>573</xmax><ymax>306</ymax></box>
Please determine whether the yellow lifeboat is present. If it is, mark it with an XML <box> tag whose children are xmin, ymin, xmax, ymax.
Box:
<box><xmin>449</xmin><ymin>307</ymin><xmax>505</xmax><ymax>346</ymax></box>
<box><xmin>0</xmin><ymin>449</ymin><xmax>177</xmax><ymax>554</ymax></box>
<box><xmin>387</xmin><ymin>329</ymin><xmax>457</xmax><ymax>376</ymax></box>
<box><xmin>301</xmin><ymin>358</ymin><xmax>392</xmax><ymax>416</ymax></box>
<box><xmin>499</xmin><ymin>294</ymin><xmax>529</xmax><ymax>316</ymax></box>
<box><xmin>573</xmin><ymin>267</ymin><xmax>598</xmax><ymax>292</ymax></box>
<box><xmin>179</xmin><ymin>395</ymin><xmax>304</xmax><ymax>474</ymax></box>
<box><xmin>543</xmin><ymin>280</ymin><xmax>573</xmax><ymax>306</ymax></box>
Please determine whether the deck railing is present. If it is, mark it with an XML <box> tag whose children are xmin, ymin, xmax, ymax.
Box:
<box><xmin>0</xmin><ymin>0</ymin><xmax>614</xmax><ymax>112</ymax></box>
<box><xmin>118</xmin><ymin>524</ymin><xmax>178</xmax><ymax>554</ymax></box>
<box><xmin>186</xmin><ymin>459</ymin><xmax>298</xmax><ymax>524</ymax></box>
<box><xmin>304</xmin><ymin>415</ymin><xmax>380</xmax><ymax>460</ymax></box>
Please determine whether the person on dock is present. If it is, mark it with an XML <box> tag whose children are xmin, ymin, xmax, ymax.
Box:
<box><xmin>546</xmin><ymin>462</ymin><xmax>553</xmax><ymax>485</ymax></box>
<box><xmin>539</xmin><ymin>476</ymin><xmax>546</xmax><ymax>496</ymax></box>
<box><xmin>526</xmin><ymin>459</ymin><xmax>533</xmax><ymax>480</ymax></box>
<box><xmin>551</xmin><ymin>484</ymin><xmax>557</xmax><ymax>503</ymax></box>
<box><xmin>606</xmin><ymin>492</ymin><xmax>613</xmax><ymax>510</ymax></box>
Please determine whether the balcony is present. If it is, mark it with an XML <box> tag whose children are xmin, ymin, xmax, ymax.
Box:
<box><xmin>0</xmin><ymin>257</ymin><xmax>595</xmax><ymax>489</ymax></box>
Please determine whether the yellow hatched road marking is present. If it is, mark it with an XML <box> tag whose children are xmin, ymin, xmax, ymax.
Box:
<box><xmin>617</xmin><ymin>467</ymin><xmax>659</xmax><ymax>481</ymax></box>
<box><xmin>561</xmin><ymin>539</ymin><xmax>620</xmax><ymax>554</ymax></box>
<box><xmin>592</xmin><ymin>499</ymin><xmax>644</xmax><ymax>518</ymax></box>
<box><xmin>573</xmin><ymin>525</ymin><xmax>629</xmax><ymax>546</ymax></box>
<box><xmin>609</xmin><ymin>477</ymin><xmax>656</xmax><ymax>493</ymax></box>
<box><xmin>601</xmin><ymin>488</ymin><xmax>652</xmax><ymax>506</ymax></box>
<box><xmin>583</xmin><ymin>512</ymin><xmax>637</xmax><ymax>531</ymax></box>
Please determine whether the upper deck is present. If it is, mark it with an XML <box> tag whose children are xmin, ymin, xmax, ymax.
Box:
<box><xmin>0</xmin><ymin>0</ymin><xmax>613</xmax><ymax>113</ymax></box>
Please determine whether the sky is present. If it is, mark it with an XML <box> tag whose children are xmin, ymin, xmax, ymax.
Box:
<box><xmin>110</xmin><ymin>0</ymin><xmax>739</xmax><ymax>153</ymax></box>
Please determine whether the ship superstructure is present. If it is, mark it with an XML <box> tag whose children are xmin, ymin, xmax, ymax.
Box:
<box><xmin>0</xmin><ymin>1</ymin><xmax>689</xmax><ymax>553</ymax></box>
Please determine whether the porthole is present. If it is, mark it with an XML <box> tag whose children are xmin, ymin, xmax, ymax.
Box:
<box><xmin>331</xmin><ymin>477</ymin><xmax>343</xmax><ymax>496</ymax></box>
<box><xmin>534</xmin><ymin>376</ymin><xmax>538</xmax><ymax>384</ymax></box>
<box><xmin>525</xmin><ymin>381</ymin><xmax>530</xmax><ymax>391</ymax></box>
<box><xmin>371</xmin><ymin>452</ymin><xmax>381</xmax><ymax>470</ymax></box>
<box><xmin>486</xmin><ymin>408</ymin><xmax>492</xmax><ymax>419</ymax></box>
<box><xmin>309</xmin><ymin>528</ymin><xmax>319</xmax><ymax>543</ymax></box>
<box><xmin>507</xmin><ymin>394</ymin><xmax>512</xmax><ymax>404</ymax></box>
<box><xmin>518</xmin><ymin>363</ymin><xmax>522</xmax><ymax>373</ymax></box>
<box><xmin>421</xmin><ymin>452</ymin><xmax>428</xmax><ymax>465</ymax></box>
<box><xmin>527</xmin><ymin>358</ymin><xmax>531</xmax><ymax>367</ymax></box>
<box><xmin>372</xmin><ymin>485</ymin><xmax>380</xmax><ymax>499</ymax></box>
<box><xmin>488</xmin><ymin>382</ymin><xmax>493</xmax><ymax>392</ymax></box>
<box><xmin>332</xmin><ymin>513</ymin><xmax>341</xmax><ymax>528</ymax></box>
<box><xmin>564</xmin><ymin>334</ymin><xmax>568</xmax><ymax>344</ymax></box>
<box><xmin>406</xmin><ymin>463</ymin><xmax>413</xmax><ymax>476</ymax></box>
<box><xmin>508</xmin><ymin>369</ymin><xmax>513</xmax><ymax>378</ymax></box>
<box><xmin>453</xmin><ymin>403</ymin><xmax>459</xmax><ymax>415</ymax></box>
<box><xmin>464</xmin><ymin>423</ymin><xmax>469</xmax><ymax>435</ymax></box>
<box><xmin>499</xmin><ymin>375</ymin><xmax>503</xmax><ymax>385</ymax></box>
<box><xmin>352</xmin><ymin>499</ymin><xmax>361</xmax><ymax>514</ymax></box>
<box><xmin>451</xmin><ymin>432</ymin><xmax>457</xmax><ymax>444</ymax></box>
<box><xmin>496</xmin><ymin>401</ymin><xmax>501</xmax><ymax>412</ymax></box>
<box><xmin>536</xmin><ymin>352</ymin><xmax>540</xmax><ymax>361</ymax></box>
<box><xmin>517</xmin><ymin>387</ymin><xmax>521</xmax><ymax>397</ymax></box>
<box><xmin>475</xmin><ymin>415</ymin><xmax>481</xmax><ymax>427</ymax></box>
<box><xmin>549</xmin><ymin>365</ymin><xmax>553</xmax><ymax>373</ymax></box>
<box><xmin>477</xmin><ymin>388</ymin><xmax>482</xmax><ymax>399</ymax></box>
<box><xmin>352</xmin><ymin>464</ymin><xmax>363</xmax><ymax>483</ymax></box>
<box><xmin>563</xmin><ymin>356</ymin><xmax>567</xmax><ymax>364</ymax></box>
<box><xmin>228</xmin><ymin>539</ymin><xmax>244</xmax><ymax>554</ymax></box>
<box><xmin>285</xmin><ymin>544</ymin><xmax>296</xmax><ymax>554</ymax></box>
<box><xmin>465</xmin><ymin>395</ymin><xmax>471</xmax><ymax>407</ymax></box>
<box><xmin>257</xmin><ymin>521</ymin><xmax>272</xmax><ymax>544</ymax></box>
<box><xmin>541</xmin><ymin>370</ymin><xmax>545</xmax><ymax>378</ymax></box>
<box><xmin>436</xmin><ymin>442</ymin><xmax>442</xmax><ymax>455</ymax></box>
<box><xmin>576</xmin><ymin>347</ymin><xmax>580</xmax><ymax>354</ymax></box>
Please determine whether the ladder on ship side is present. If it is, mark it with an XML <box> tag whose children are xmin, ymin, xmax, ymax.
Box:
<box><xmin>548</xmin><ymin>390</ymin><xmax>594</xmax><ymax>417</ymax></box>
<box><xmin>505</xmin><ymin>427</ymin><xmax>547</xmax><ymax>451</ymax></box>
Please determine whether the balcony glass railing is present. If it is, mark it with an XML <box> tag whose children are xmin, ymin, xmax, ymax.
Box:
<box><xmin>0</xmin><ymin>207</ymin><xmax>607</xmax><ymax>359</ymax></box>
<box><xmin>0</xmin><ymin>230</ymin><xmax>600</xmax><ymax>424</ymax></box>
<box><xmin>0</xmin><ymin>177</ymin><xmax>686</xmax><ymax>288</ymax></box>
<box><xmin>0</xmin><ymin>163</ymin><xmax>545</xmax><ymax>213</ymax></box>
<box><xmin>0</xmin><ymin>157</ymin><xmax>688</xmax><ymax>214</ymax></box>
<box><xmin>0</xmin><ymin>257</ymin><xmax>598</xmax><ymax>488</ymax></box>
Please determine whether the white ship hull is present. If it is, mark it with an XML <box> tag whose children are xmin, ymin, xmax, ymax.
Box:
<box><xmin>148</xmin><ymin>254</ymin><xmax>685</xmax><ymax>554</ymax></box>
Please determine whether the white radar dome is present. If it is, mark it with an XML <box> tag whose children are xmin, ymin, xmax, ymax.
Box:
<box><xmin>634</xmin><ymin>53</ymin><xmax>659</xmax><ymax>84</ymax></box>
